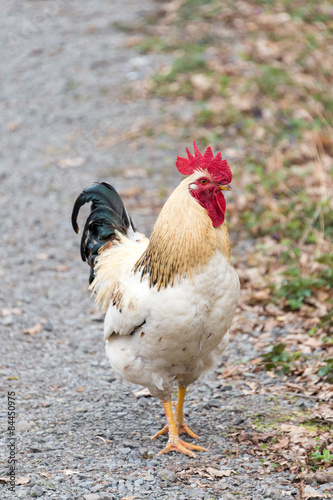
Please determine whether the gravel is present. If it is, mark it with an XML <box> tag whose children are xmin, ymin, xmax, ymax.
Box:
<box><xmin>0</xmin><ymin>1</ymin><xmax>319</xmax><ymax>499</ymax></box>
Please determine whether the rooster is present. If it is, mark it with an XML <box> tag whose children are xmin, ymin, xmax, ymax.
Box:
<box><xmin>72</xmin><ymin>142</ymin><xmax>240</xmax><ymax>457</ymax></box>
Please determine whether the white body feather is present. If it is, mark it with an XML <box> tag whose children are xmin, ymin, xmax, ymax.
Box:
<box><xmin>90</xmin><ymin>174</ymin><xmax>240</xmax><ymax>401</ymax></box>
<box><xmin>93</xmin><ymin>236</ymin><xmax>239</xmax><ymax>400</ymax></box>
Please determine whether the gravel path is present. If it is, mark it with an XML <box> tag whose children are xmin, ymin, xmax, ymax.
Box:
<box><xmin>0</xmin><ymin>2</ymin><xmax>320</xmax><ymax>499</ymax></box>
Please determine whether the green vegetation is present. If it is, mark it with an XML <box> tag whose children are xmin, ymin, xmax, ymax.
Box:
<box><xmin>317</xmin><ymin>358</ymin><xmax>333</xmax><ymax>383</ymax></box>
<box><xmin>311</xmin><ymin>448</ymin><xmax>333</xmax><ymax>464</ymax></box>
<box><xmin>261</xmin><ymin>343</ymin><xmax>303</xmax><ymax>374</ymax></box>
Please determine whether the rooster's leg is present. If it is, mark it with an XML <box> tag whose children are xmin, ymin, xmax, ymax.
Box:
<box><xmin>152</xmin><ymin>384</ymin><xmax>199</xmax><ymax>439</ymax></box>
<box><xmin>157</xmin><ymin>399</ymin><xmax>206</xmax><ymax>457</ymax></box>
<box><xmin>175</xmin><ymin>385</ymin><xmax>199</xmax><ymax>438</ymax></box>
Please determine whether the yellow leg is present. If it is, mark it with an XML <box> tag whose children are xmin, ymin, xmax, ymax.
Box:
<box><xmin>157</xmin><ymin>398</ymin><xmax>206</xmax><ymax>457</ymax></box>
<box><xmin>175</xmin><ymin>385</ymin><xmax>199</xmax><ymax>439</ymax></box>
<box><xmin>151</xmin><ymin>384</ymin><xmax>199</xmax><ymax>440</ymax></box>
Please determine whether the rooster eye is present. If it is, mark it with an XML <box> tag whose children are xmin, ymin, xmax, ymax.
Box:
<box><xmin>200</xmin><ymin>179</ymin><xmax>208</xmax><ymax>185</ymax></box>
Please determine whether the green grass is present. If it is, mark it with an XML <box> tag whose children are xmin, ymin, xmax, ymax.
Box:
<box><xmin>260</xmin><ymin>343</ymin><xmax>303</xmax><ymax>373</ymax></box>
<box><xmin>257</xmin><ymin>66</ymin><xmax>292</xmax><ymax>98</ymax></box>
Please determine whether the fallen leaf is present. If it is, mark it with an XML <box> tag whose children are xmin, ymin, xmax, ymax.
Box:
<box><xmin>272</xmin><ymin>437</ymin><xmax>289</xmax><ymax>450</ymax></box>
<box><xmin>118</xmin><ymin>187</ymin><xmax>143</xmax><ymax>198</ymax></box>
<box><xmin>36</xmin><ymin>253</ymin><xmax>49</xmax><ymax>260</ymax></box>
<box><xmin>56</xmin><ymin>265</ymin><xmax>70</xmax><ymax>272</ymax></box>
<box><xmin>123</xmin><ymin>168</ymin><xmax>148</xmax><ymax>178</ymax></box>
<box><xmin>206</xmin><ymin>467</ymin><xmax>234</xmax><ymax>477</ymax></box>
<box><xmin>58</xmin><ymin>157</ymin><xmax>85</xmax><ymax>168</ymax></box>
<box><xmin>23</xmin><ymin>322</ymin><xmax>44</xmax><ymax>335</ymax></box>
<box><xmin>1</xmin><ymin>308</ymin><xmax>23</xmax><ymax>316</ymax></box>
<box><xmin>134</xmin><ymin>387</ymin><xmax>151</xmax><ymax>398</ymax></box>
<box><xmin>190</xmin><ymin>74</ymin><xmax>213</xmax><ymax>96</ymax></box>
<box><xmin>304</xmin><ymin>337</ymin><xmax>322</xmax><ymax>349</ymax></box>
<box><xmin>310</xmin><ymin>404</ymin><xmax>333</xmax><ymax>423</ymax></box>
<box><xmin>285</xmin><ymin>382</ymin><xmax>306</xmax><ymax>392</ymax></box>
<box><xmin>0</xmin><ymin>476</ymin><xmax>30</xmax><ymax>485</ymax></box>
<box><xmin>304</xmin><ymin>484</ymin><xmax>328</xmax><ymax>498</ymax></box>
<box><xmin>76</xmin><ymin>386</ymin><xmax>86</xmax><ymax>393</ymax></box>
<box><xmin>7</xmin><ymin>376</ymin><xmax>19</xmax><ymax>380</ymax></box>
<box><xmin>315</xmin><ymin>471</ymin><xmax>333</xmax><ymax>484</ymax></box>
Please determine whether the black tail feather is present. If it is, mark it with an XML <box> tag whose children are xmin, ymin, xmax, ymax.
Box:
<box><xmin>71</xmin><ymin>182</ymin><xmax>134</xmax><ymax>282</ymax></box>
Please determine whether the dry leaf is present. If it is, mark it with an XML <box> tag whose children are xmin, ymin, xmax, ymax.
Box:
<box><xmin>123</xmin><ymin>168</ymin><xmax>148</xmax><ymax>178</ymax></box>
<box><xmin>23</xmin><ymin>323</ymin><xmax>43</xmax><ymax>335</ymax></box>
<box><xmin>38</xmin><ymin>472</ymin><xmax>51</xmax><ymax>478</ymax></box>
<box><xmin>304</xmin><ymin>485</ymin><xmax>328</xmax><ymax>498</ymax></box>
<box><xmin>134</xmin><ymin>387</ymin><xmax>151</xmax><ymax>398</ymax></box>
<box><xmin>190</xmin><ymin>74</ymin><xmax>212</xmax><ymax>92</ymax></box>
<box><xmin>58</xmin><ymin>157</ymin><xmax>85</xmax><ymax>168</ymax></box>
<box><xmin>76</xmin><ymin>386</ymin><xmax>86</xmax><ymax>393</ymax></box>
<box><xmin>285</xmin><ymin>382</ymin><xmax>306</xmax><ymax>392</ymax></box>
<box><xmin>1</xmin><ymin>308</ymin><xmax>23</xmax><ymax>316</ymax></box>
<box><xmin>56</xmin><ymin>265</ymin><xmax>70</xmax><ymax>272</ymax></box>
<box><xmin>0</xmin><ymin>476</ymin><xmax>30</xmax><ymax>485</ymax></box>
<box><xmin>311</xmin><ymin>404</ymin><xmax>333</xmax><ymax>423</ymax></box>
<box><xmin>272</xmin><ymin>437</ymin><xmax>289</xmax><ymax>450</ymax></box>
<box><xmin>118</xmin><ymin>187</ymin><xmax>143</xmax><ymax>198</ymax></box>
<box><xmin>36</xmin><ymin>253</ymin><xmax>49</xmax><ymax>260</ymax></box>
<box><xmin>206</xmin><ymin>467</ymin><xmax>233</xmax><ymax>477</ymax></box>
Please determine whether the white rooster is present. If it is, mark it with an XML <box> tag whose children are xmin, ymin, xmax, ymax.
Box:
<box><xmin>72</xmin><ymin>142</ymin><xmax>240</xmax><ymax>457</ymax></box>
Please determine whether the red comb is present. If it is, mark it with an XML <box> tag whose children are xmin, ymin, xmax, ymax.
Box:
<box><xmin>176</xmin><ymin>141</ymin><xmax>232</xmax><ymax>184</ymax></box>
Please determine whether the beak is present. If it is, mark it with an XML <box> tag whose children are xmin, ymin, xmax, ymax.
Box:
<box><xmin>219</xmin><ymin>184</ymin><xmax>231</xmax><ymax>191</ymax></box>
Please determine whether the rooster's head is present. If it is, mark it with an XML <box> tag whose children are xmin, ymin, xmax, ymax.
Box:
<box><xmin>176</xmin><ymin>142</ymin><xmax>232</xmax><ymax>227</ymax></box>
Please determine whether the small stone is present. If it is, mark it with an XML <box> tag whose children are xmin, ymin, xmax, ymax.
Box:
<box><xmin>30</xmin><ymin>484</ymin><xmax>44</xmax><ymax>497</ymax></box>
<box><xmin>30</xmin><ymin>443</ymin><xmax>43</xmax><ymax>453</ymax></box>
<box><xmin>43</xmin><ymin>321</ymin><xmax>53</xmax><ymax>331</ymax></box>
<box><xmin>91</xmin><ymin>484</ymin><xmax>104</xmax><ymax>492</ymax></box>
<box><xmin>138</xmin><ymin>398</ymin><xmax>148</xmax><ymax>408</ymax></box>
<box><xmin>17</xmin><ymin>420</ymin><xmax>31</xmax><ymax>431</ymax></box>
<box><xmin>2</xmin><ymin>316</ymin><xmax>13</xmax><ymax>326</ymax></box>
<box><xmin>142</xmin><ymin>475</ymin><xmax>154</xmax><ymax>481</ymax></box>
<box><xmin>262</xmin><ymin>487</ymin><xmax>281</xmax><ymax>499</ymax></box>
<box><xmin>315</xmin><ymin>471</ymin><xmax>333</xmax><ymax>483</ymax></box>
<box><xmin>122</xmin><ymin>439</ymin><xmax>139</xmax><ymax>448</ymax></box>
<box><xmin>84</xmin><ymin>495</ymin><xmax>100</xmax><ymax>500</ymax></box>
<box><xmin>182</xmin><ymin>487</ymin><xmax>205</xmax><ymax>498</ymax></box>
<box><xmin>158</xmin><ymin>469</ymin><xmax>177</xmax><ymax>482</ymax></box>
<box><xmin>118</xmin><ymin>447</ymin><xmax>131</xmax><ymax>454</ymax></box>
<box><xmin>220</xmin><ymin>385</ymin><xmax>232</xmax><ymax>391</ymax></box>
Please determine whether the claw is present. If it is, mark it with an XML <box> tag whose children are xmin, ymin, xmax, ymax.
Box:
<box><xmin>158</xmin><ymin>440</ymin><xmax>196</xmax><ymax>458</ymax></box>
<box><xmin>178</xmin><ymin>422</ymin><xmax>199</xmax><ymax>439</ymax></box>
<box><xmin>152</xmin><ymin>422</ymin><xmax>199</xmax><ymax>440</ymax></box>
<box><xmin>151</xmin><ymin>424</ymin><xmax>168</xmax><ymax>440</ymax></box>
<box><xmin>157</xmin><ymin>437</ymin><xmax>206</xmax><ymax>457</ymax></box>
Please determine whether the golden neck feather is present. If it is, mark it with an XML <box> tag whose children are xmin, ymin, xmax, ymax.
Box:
<box><xmin>134</xmin><ymin>175</ymin><xmax>231</xmax><ymax>289</ymax></box>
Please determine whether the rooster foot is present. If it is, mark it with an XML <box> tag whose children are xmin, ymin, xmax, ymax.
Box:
<box><xmin>157</xmin><ymin>438</ymin><xmax>206</xmax><ymax>458</ymax></box>
<box><xmin>152</xmin><ymin>421</ymin><xmax>199</xmax><ymax>440</ymax></box>
<box><xmin>151</xmin><ymin>424</ymin><xmax>168</xmax><ymax>439</ymax></box>
<box><xmin>178</xmin><ymin>421</ymin><xmax>199</xmax><ymax>439</ymax></box>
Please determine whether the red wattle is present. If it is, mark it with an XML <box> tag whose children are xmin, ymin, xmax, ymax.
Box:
<box><xmin>191</xmin><ymin>190</ymin><xmax>226</xmax><ymax>227</ymax></box>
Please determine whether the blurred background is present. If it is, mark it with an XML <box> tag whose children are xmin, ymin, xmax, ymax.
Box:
<box><xmin>2</xmin><ymin>0</ymin><xmax>333</xmax><ymax>386</ymax></box>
